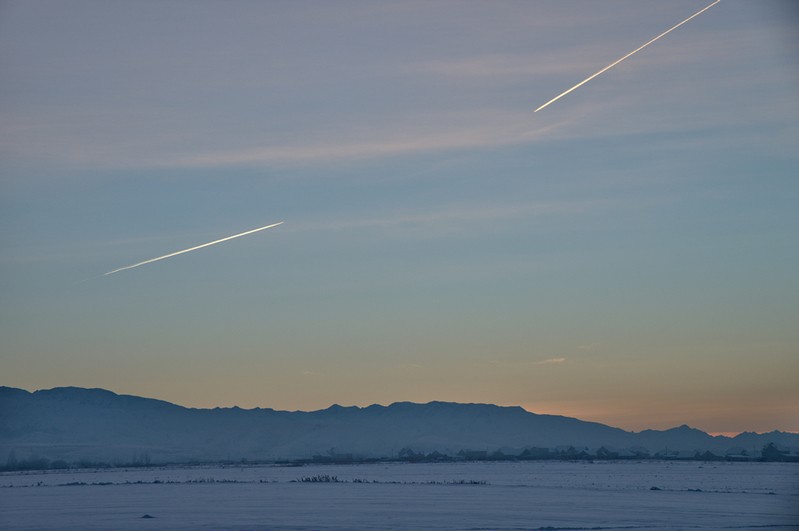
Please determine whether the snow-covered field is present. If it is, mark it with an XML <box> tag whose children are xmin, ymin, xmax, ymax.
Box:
<box><xmin>2</xmin><ymin>461</ymin><xmax>796</xmax><ymax>530</ymax></box>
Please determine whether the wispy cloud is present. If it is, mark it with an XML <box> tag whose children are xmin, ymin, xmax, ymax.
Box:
<box><xmin>535</xmin><ymin>357</ymin><xmax>567</xmax><ymax>365</ymax></box>
<box><xmin>285</xmin><ymin>198</ymin><xmax>610</xmax><ymax>235</ymax></box>
<box><xmin>159</xmin><ymin>115</ymin><xmax>568</xmax><ymax>169</ymax></box>
<box><xmin>412</xmin><ymin>52</ymin><xmax>606</xmax><ymax>79</ymax></box>
<box><xmin>488</xmin><ymin>357</ymin><xmax>570</xmax><ymax>370</ymax></box>
<box><xmin>410</xmin><ymin>21</ymin><xmax>735</xmax><ymax>83</ymax></box>
<box><xmin>0</xmin><ymin>107</ymin><xmax>576</xmax><ymax>171</ymax></box>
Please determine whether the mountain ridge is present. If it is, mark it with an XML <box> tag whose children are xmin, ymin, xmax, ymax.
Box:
<box><xmin>1</xmin><ymin>386</ymin><xmax>796</xmax><ymax>464</ymax></box>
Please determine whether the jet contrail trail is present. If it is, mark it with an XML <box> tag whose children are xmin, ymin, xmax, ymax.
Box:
<box><xmin>104</xmin><ymin>221</ymin><xmax>284</xmax><ymax>276</ymax></box>
<box><xmin>534</xmin><ymin>0</ymin><xmax>721</xmax><ymax>112</ymax></box>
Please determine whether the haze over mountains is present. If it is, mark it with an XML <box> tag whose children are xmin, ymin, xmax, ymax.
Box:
<box><xmin>1</xmin><ymin>387</ymin><xmax>796</xmax><ymax>465</ymax></box>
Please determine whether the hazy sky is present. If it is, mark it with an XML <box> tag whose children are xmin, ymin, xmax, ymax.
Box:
<box><xmin>1</xmin><ymin>0</ymin><xmax>797</xmax><ymax>435</ymax></box>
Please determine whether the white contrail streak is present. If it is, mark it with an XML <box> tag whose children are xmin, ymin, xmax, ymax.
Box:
<box><xmin>534</xmin><ymin>0</ymin><xmax>721</xmax><ymax>112</ymax></box>
<box><xmin>104</xmin><ymin>221</ymin><xmax>284</xmax><ymax>276</ymax></box>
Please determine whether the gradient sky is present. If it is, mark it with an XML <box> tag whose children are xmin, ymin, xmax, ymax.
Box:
<box><xmin>1</xmin><ymin>0</ymin><xmax>797</xmax><ymax>435</ymax></box>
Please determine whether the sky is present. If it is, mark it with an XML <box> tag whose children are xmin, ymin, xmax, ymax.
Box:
<box><xmin>1</xmin><ymin>0</ymin><xmax>797</xmax><ymax>436</ymax></box>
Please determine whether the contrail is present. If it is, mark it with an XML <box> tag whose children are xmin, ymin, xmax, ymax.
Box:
<box><xmin>534</xmin><ymin>0</ymin><xmax>721</xmax><ymax>112</ymax></box>
<box><xmin>104</xmin><ymin>221</ymin><xmax>284</xmax><ymax>276</ymax></box>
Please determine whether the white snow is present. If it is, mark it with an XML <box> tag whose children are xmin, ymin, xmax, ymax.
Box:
<box><xmin>1</xmin><ymin>461</ymin><xmax>796</xmax><ymax>530</ymax></box>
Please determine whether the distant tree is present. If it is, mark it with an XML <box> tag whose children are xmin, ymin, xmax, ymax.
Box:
<box><xmin>398</xmin><ymin>447</ymin><xmax>420</xmax><ymax>461</ymax></box>
<box><xmin>762</xmin><ymin>443</ymin><xmax>788</xmax><ymax>462</ymax></box>
<box><xmin>597</xmin><ymin>447</ymin><xmax>621</xmax><ymax>459</ymax></box>
<box><xmin>694</xmin><ymin>450</ymin><xmax>721</xmax><ymax>461</ymax></box>
<box><xmin>520</xmin><ymin>447</ymin><xmax>551</xmax><ymax>460</ymax></box>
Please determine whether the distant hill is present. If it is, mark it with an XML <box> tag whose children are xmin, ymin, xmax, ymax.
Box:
<box><xmin>1</xmin><ymin>386</ymin><xmax>796</xmax><ymax>465</ymax></box>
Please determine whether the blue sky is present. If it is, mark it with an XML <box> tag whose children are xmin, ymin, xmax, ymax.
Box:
<box><xmin>1</xmin><ymin>0</ymin><xmax>797</xmax><ymax>434</ymax></box>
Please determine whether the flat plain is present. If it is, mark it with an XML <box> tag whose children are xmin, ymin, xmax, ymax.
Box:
<box><xmin>1</xmin><ymin>461</ymin><xmax>797</xmax><ymax>530</ymax></box>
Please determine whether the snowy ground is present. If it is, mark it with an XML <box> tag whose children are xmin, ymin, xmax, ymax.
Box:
<box><xmin>1</xmin><ymin>461</ymin><xmax>797</xmax><ymax>530</ymax></box>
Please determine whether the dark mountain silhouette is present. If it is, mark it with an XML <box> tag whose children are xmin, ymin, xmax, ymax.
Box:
<box><xmin>1</xmin><ymin>386</ymin><xmax>796</xmax><ymax>464</ymax></box>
